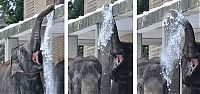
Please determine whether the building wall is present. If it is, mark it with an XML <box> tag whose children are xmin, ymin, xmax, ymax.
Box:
<box><xmin>120</xmin><ymin>33</ymin><xmax>133</xmax><ymax>43</ymax></box>
<box><xmin>149</xmin><ymin>0</ymin><xmax>172</xmax><ymax>9</ymax></box>
<box><xmin>83</xmin><ymin>32</ymin><xmax>133</xmax><ymax>57</ymax></box>
<box><xmin>46</xmin><ymin>0</ymin><xmax>54</xmax><ymax>6</ymax></box>
<box><xmin>34</xmin><ymin>0</ymin><xmax>46</xmax><ymax>15</ymax></box>
<box><xmin>84</xmin><ymin>46</ymin><xmax>96</xmax><ymax>57</ymax></box>
<box><xmin>24</xmin><ymin>0</ymin><xmax>34</xmax><ymax>19</ymax></box>
<box><xmin>24</xmin><ymin>0</ymin><xmax>57</xmax><ymax>19</ymax></box>
<box><xmin>53</xmin><ymin>35</ymin><xmax>64</xmax><ymax>65</ymax></box>
<box><xmin>84</xmin><ymin>0</ymin><xmax>97</xmax><ymax>14</ymax></box>
<box><xmin>84</xmin><ymin>0</ymin><xmax>117</xmax><ymax>14</ymax></box>
<box><xmin>148</xmin><ymin>30</ymin><xmax>200</xmax><ymax>59</ymax></box>
<box><xmin>149</xmin><ymin>45</ymin><xmax>161</xmax><ymax>59</ymax></box>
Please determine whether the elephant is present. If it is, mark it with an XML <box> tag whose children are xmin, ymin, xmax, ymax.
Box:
<box><xmin>0</xmin><ymin>5</ymin><xmax>55</xmax><ymax>94</ymax></box>
<box><xmin>110</xmin><ymin>19</ymin><xmax>124</xmax><ymax>70</ymax></box>
<box><xmin>28</xmin><ymin>4</ymin><xmax>65</xmax><ymax>94</ymax></box>
<box><xmin>137</xmin><ymin>57</ymin><xmax>168</xmax><ymax>94</ymax></box>
<box><xmin>168</xmin><ymin>10</ymin><xmax>200</xmax><ymax>93</ymax></box>
<box><xmin>105</xmin><ymin>17</ymin><xmax>133</xmax><ymax>94</ymax></box>
<box><xmin>53</xmin><ymin>60</ymin><xmax>64</xmax><ymax>94</ymax></box>
<box><xmin>111</xmin><ymin>42</ymin><xmax>133</xmax><ymax>94</ymax></box>
<box><xmin>0</xmin><ymin>45</ymin><xmax>44</xmax><ymax>94</ymax></box>
<box><xmin>68</xmin><ymin>56</ymin><xmax>102</xmax><ymax>94</ymax></box>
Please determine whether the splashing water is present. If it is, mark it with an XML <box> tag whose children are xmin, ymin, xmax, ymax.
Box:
<box><xmin>161</xmin><ymin>10</ymin><xmax>185</xmax><ymax>91</ymax></box>
<box><xmin>98</xmin><ymin>4</ymin><xmax>113</xmax><ymax>51</ymax></box>
<box><xmin>40</xmin><ymin>11</ymin><xmax>55</xmax><ymax>94</ymax></box>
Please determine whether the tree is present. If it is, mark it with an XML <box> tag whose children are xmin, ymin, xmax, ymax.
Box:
<box><xmin>73</xmin><ymin>0</ymin><xmax>83</xmax><ymax>18</ymax></box>
<box><xmin>137</xmin><ymin>0</ymin><xmax>149</xmax><ymax>14</ymax></box>
<box><xmin>68</xmin><ymin>0</ymin><xmax>84</xmax><ymax>19</ymax></box>
<box><xmin>0</xmin><ymin>0</ymin><xmax>23</xmax><ymax>25</ymax></box>
<box><xmin>68</xmin><ymin>1</ymin><xmax>76</xmax><ymax>19</ymax></box>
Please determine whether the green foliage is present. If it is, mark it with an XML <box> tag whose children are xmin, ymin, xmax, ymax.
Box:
<box><xmin>73</xmin><ymin>0</ymin><xmax>83</xmax><ymax>17</ymax></box>
<box><xmin>137</xmin><ymin>0</ymin><xmax>149</xmax><ymax>14</ymax></box>
<box><xmin>0</xmin><ymin>0</ymin><xmax>23</xmax><ymax>25</ymax></box>
<box><xmin>68</xmin><ymin>0</ymin><xmax>84</xmax><ymax>19</ymax></box>
<box><xmin>0</xmin><ymin>44</ymin><xmax>5</xmax><ymax>63</ymax></box>
<box><xmin>68</xmin><ymin>1</ymin><xmax>75</xmax><ymax>19</ymax></box>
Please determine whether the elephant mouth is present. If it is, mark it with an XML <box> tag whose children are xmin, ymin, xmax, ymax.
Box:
<box><xmin>190</xmin><ymin>58</ymin><xmax>199</xmax><ymax>72</ymax></box>
<box><xmin>113</xmin><ymin>55</ymin><xmax>123</xmax><ymax>69</ymax></box>
<box><xmin>32</xmin><ymin>51</ymin><xmax>41</xmax><ymax>65</ymax></box>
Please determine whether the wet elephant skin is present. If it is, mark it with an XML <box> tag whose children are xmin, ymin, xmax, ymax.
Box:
<box><xmin>68</xmin><ymin>56</ymin><xmax>102</xmax><ymax>94</ymax></box>
<box><xmin>0</xmin><ymin>5</ymin><xmax>55</xmax><ymax>94</ymax></box>
<box><xmin>137</xmin><ymin>57</ymin><xmax>167</xmax><ymax>94</ymax></box>
<box><xmin>111</xmin><ymin>42</ymin><xmax>133</xmax><ymax>94</ymax></box>
<box><xmin>54</xmin><ymin>60</ymin><xmax>64</xmax><ymax>94</ymax></box>
<box><xmin>0</xmin><ymin>45</ymin><xmax>43</xmax><ymax>94</ymax></box>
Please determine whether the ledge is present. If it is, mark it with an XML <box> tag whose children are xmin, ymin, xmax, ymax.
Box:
<box><xmin>0</xmin><ymin>4</ymin><xmax>64</xmax><ymax>41</ymax></box>
<box><xmin>68</xmin><ymin>0</ymin><xmax>133</xmax><ymax>34</ymax></box>
<box><xmin>137</xmin><ymin>0</ymin><xmax>200</xmax><ymax>30</ymax></box>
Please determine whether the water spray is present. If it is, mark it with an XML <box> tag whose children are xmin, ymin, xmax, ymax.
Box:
<box><xmin>161</xmin><ymin>9</ymin><xmax>185</xmax><ymax>91</ymax></box>
<box><xmin>40</xmin><ymin>11</ymin><xmax>55</xmax><ymax>94</ymax></box>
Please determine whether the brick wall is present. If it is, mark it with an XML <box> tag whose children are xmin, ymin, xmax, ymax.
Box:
<box><xmin>52</xmin><ymin>35</ymin><xmax>64</xmax><ymax>65</ymax></box>
<box><xmin>195</xmin><ymin>32</ymin><xmax>200</xmax><ymax>43</ymax></box>
<box><xmin>46</xmin><ymin>0</ymin><xmax>54</xmax><ymax>6</ymax></box>
<box><xmin>83</xmin><ymin>32</ymin><xmax>133</xmax><ymax>57</ymax></box>
<box><xmin>120</xmin><ymin>33</ymin><xmax>133</xmax><ymax>43</ymax></box>
<box><xmin>149</xmin><ymin>0</ymin><xmax>172</xmax><ymax>9</ymax></box>
<box><xmin>24</xmin><ymin>0</ymin><xmax>34</xmax><ymax>19</ymax></box>
<box><xmin>24</xmin><ymin>0</ymin><xmax>56</xmax><ymax>19</ymax></box>
<box><xmin>84</xmin><ymin>0</ymin><xmax>97</xmax><ymax>14</ymax></box>
<box><xmin>84</xmin><ymin>0</ymin><xmax>112</xmax><ymax>14</ymax></box>
<box><xmin>83</xmin><ymin>46</ymin><xmax>96</xmax><ymax>57</ymax></box>
<box><xmin>34</xmin><ymin>0</ymin><xmax>46</xmax><ymax>15</ymax></box>
<box><xmin>149</xmin><ymin>45</ymin><xmax>162</xmax><ymax>59</ymax></box>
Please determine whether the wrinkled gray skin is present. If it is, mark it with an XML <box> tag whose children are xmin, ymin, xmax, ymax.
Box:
<box><xmin>137</xmin><ymin>57</ymin><xmax>167</xmax><ymax>94</ymax></box>
<box><xmin>0</xmin><ymin>45</ymin><xmax>43</xmax><ymax>94</ymax></box>
<box><xmin>29</xmin><ymin>4</ymin><xmax>65</xmax><ymax>94</ymax></box>
<box><xmin>68</xmin><ymin>56</ymin><xmax>102</xmax><ymax>94</ymax></box>
<box><xmin>0</xmin><ymin>5</ymin><xmax>55</xmax><ymax>94</ymax></box>
<box><xmin>53</xmin><ymin>60</ymin><xmax>64</xmax><ymax>94</ymax></box>
<box><xmin>111</xmin><ymin>42</ymin><xmax>133</xmax><ymax>94</ymax></box>
<box><xmin>168</xmin><ymin>10</ymin><xmax>200</xmax><ymax>93</ymax></box>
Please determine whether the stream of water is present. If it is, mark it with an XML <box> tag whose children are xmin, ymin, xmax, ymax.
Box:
<box><xmin>161</xmin><ymin>10</ymin><xmax>185</xmax><ymax>91</ymax></box>
<box><xmin>40</xmin><ymin>11</ymin><xmax>55</xmax><ymax>94</ymax></box>
<box><xmin>98</xmin><ymin>4</ymin><xmax>113</xmax><ymax>51</ymax></box>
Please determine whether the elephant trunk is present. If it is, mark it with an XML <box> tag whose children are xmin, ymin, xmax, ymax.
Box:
<box><xmin>169</xmin><ymin>10</ymin><xmax>200</xmax><ymax>86</ymax></box>
<box><xmin>111</xmin><ymin>19</ymin><xmax>123</xmax><ymax>55</ymax></box>
<box><xmin>183</xmin><ymin>20</ymin><xmax>200</xmax><ymax>60</ymax></box>
<box><xmin>111</xmin><ymin>19</ymin><xmax>124</xmax><ymax>70</ymax></box>
<box><xmin>29</xmin><ymin>5</ymin><xmax>55</xmax><ymax>54</ymax></box>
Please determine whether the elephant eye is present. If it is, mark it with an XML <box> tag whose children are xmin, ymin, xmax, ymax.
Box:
<box><xmin>74</xmin><ymin>78</ymin><xmax>81</xmax><ymax>85</ymax></box>
<box><xmin>12</xmin><ymin>56</ymin><xmax>18</xmax><ymax>60</ymax></box>
<box><xmin>20</xmin><ymin>48</ymin><xmax>24</xmax><ymax>52</ymax></box>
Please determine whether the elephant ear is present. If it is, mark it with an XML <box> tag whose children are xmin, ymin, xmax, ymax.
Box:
<box><xmin>10</xmin><ymin>53</ymin><xmax>24</xmax><ymax>78</ymax></box>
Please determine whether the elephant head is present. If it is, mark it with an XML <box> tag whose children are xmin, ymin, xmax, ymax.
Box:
<box><xmin>68</xmin><ymin>56</ymin><xmax>102</xmax><ymax>94</ymax></box>
<box><xmin>10</xmin><ymin>44</ymin><xmax>43</xmax><ymax>93</ymax></box>
<box><xmin>11</xmin><ymin>43</ymin><xmax>44</xmax><ymax>78</ymax></box>
<box><xmin>110</xmin><ymin>19</ymin><xmax>124</xmax><ymax>71</ymax></box>
<box><xmin>168</xmin><ymin>10</ymin><xmax>200</xmax><ymax>86</ymax></box>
